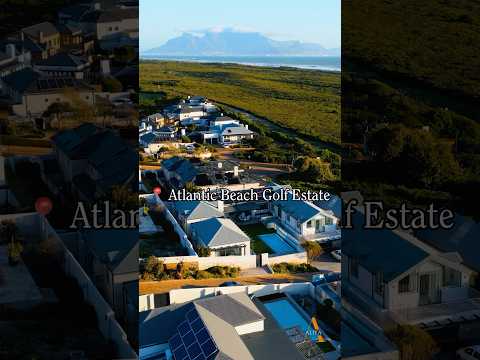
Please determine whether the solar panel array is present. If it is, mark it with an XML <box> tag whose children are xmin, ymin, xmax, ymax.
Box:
<box><xmin>168</xmin><ymin>308</ymin><xmax>219</xmax><ymax>360</ymax></box>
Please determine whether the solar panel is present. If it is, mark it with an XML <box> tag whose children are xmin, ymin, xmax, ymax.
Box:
<box><xmin>201</xmin><ymin>338</ymin><xmax>217</xmax><ymax>358</ymax></box>
<box><xmin>187</xmin><ymin>309</ymin><xmax>200</xmax><ymax>322</ymax></box>
<box><xmin>173</xmin><ymin>344</ymin><xmax>188</xmax><ymax>360</ymax></box>
<box><xmin>182</xmin><ymin>331</ymin><xmax>196</xmax><ymax>348</ymax></box>
<box><xmin>195</xmin><ymin>328</ymin><xmax>210</xmax><ymax>345</ymax></box>
<box><xmin>178</xmin><ymin>320</ymin><xmax>191</xmax><ymax>335</ymax></box>
<box><xmin>169</xmin><ymin>334</ymin><xmax>183</xmax><ymax>351</ymax></box>
<box><xmin>187</xmin><ymin>342</ymin><xmax>202</xmax><ymax>359</ymax></box>
<box><xmin>191</xmin><ymin>317</ymin><xmax>204</xmax><ymax>333</ymax></box>
<box><xmin>192</xmin><ymin>353</ymin><xmax>206</xmax><ymax>360</ymax></box>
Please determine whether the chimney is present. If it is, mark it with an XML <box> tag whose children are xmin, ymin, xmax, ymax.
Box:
<box><xmin>39</xmin><ymin>31</ymin><xmax>44</xmax><ymax>42</ymax></box>
<box><xmin>220</xmin><ymin>113</ymin><xmax>223</xmax><ymax>116</ymax></box>
<box><xmin>94</xmin><ymin>2</ymin><xmax>101</xmax><ymax>10</ymax></box>
<box><xmin>233</xmin><ymin>166</ymin><xmax>239</xmax><ymax>177</ymax></box>
<box><xmin>217</xmin><ymin>200</ymin><xmax>224</xmax><ymax>213</ymax></box>
<box><xmin>6</xmin><ymin>44</ymin><xmax>15</xmax><ymax>59</ymax></box>
<box><xmin>217</xmin><ymin>162</ymin><xmax>222</xmax><ymax>169</ymax></box>
<box><xmin>100</xmin><ymin>59</ymin><xmax>110</xmax><ymax>75</ymax></box>
<box><xmin>178</xmin><ymin>105</ymin><xmax>182</xmax><ymax>109</ymax></box>
<box><xmin>180</xmin><ymin>128</ymin><xmax>186</xmax><ymax>136</ymax></box>
<box><xmin>245</xmin><ymin>125</ymin><xmax>248</xmax><ymax>130</ymax></box>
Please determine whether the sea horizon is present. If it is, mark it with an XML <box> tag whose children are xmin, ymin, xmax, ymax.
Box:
<box><xmin>140</xmin><ymin>54</ymin><xmax>341</xmax><ymax>72</ymax></box>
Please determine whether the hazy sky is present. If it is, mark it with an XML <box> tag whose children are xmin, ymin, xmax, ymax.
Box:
<box><xmin>140</xmin><ymin>0</ymin><xmax>341</xmax><ymax>51</ymax></box>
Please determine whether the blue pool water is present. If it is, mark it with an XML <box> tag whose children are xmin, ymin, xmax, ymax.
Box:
<box><xmin>263</xmin><ymin>299</ymin><xmax>316</xmax><ymax>341</ymax></box>
<box><xmin>258</xmin><ymin>233</ymin><xmax>294</xmax><ymax>254</ymax></box>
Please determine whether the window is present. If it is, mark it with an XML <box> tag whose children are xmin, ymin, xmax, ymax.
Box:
<box><xmin>374</xmin><ymin>272</ymin><xmax>384</xmax><ymax>295</ymax></box>
<box><xmin>444</xmin><ymin>267</ymin><xmax>462</xmax><ymax>287</ymax></box>
<box><xmin>349</xmin><ymin>257</ymin><xmax>359</xmax><ymax>278</ymax></box>
<box><xmin>115</xmin><ymin>26</ymin><xmax>119</xmax><ymax>31</ymax></box>
<box><xmin>399</xmin><ymin>275</ymin><xmax>411</xmax><ymax>293</ymax></box>
<box><xmin>325</xmin><ymin>217</ymin><xmax>333</xmax><ymax>225</ymax></box>
<box><xmin>44</xmin><ymin>98</ymin><xmax>49</xmax><ymax>102</ymax></box>
<box><xmin>306</xmin><ymin>220</ymin><xmax>313</xmax><ymax>228</ymax></box>
<box><xmin>109</xmin><ymin>27</ymin><xmax>113</xmax><ymax>31</ymax></box>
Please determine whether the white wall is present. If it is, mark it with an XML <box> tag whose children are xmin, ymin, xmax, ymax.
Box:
<box><xmin>168</xmin><ymin>282</ymin><xmax>315</xmax><ymax>305</ymax></box>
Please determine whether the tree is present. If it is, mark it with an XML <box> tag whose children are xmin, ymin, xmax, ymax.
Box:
<box><xmin>196</xmin><ymin>246</ymin><xmax>211</xmax><ymax>257</ymax></box>
<box><xmin>386</xmin><ymin>325</ymin><xmax>437</xmax><ymax>360</ymax></box>
<box><xmin>43</xmin><ymin>102</ymin><xmax>74</xmax><ymax>129</ymax></box>
<box><xmin>295</xmin><ymin>156</ymin><xmax>335</xmax><ymax>182</ymax></box>
<box><xmin>301</xmin><ymin>241</ymin><xmax>323</xmax><ymax>261</ymax></box>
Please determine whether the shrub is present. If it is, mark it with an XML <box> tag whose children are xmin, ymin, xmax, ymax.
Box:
<box><xmin>386</xmin><ymin>325</ymin><xmax>437</xmax><ymax>360</ymax></box>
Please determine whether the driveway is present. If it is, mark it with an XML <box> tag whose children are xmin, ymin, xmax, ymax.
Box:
<box><xmin>310</xmin><ymin>253</ymin><xmax>341</xmax><ymax>273</ymax></box>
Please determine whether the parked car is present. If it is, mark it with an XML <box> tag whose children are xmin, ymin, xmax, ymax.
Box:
<box><xmin>312</xmin><ymin>272</ymin><xmax>341</xmax><ymax>284</ymax></box>
<box><xmin>219</xmin><ymin>281</ymin><xmax>241</xmax><ymax>287</ymax></box>
<box><xmin>331</xmin><ymin>250</ymin><xmax>341</xmax><ymax>261</ymax></box>
<box><xmin>457</xmin><ymin>345</ymin><xmax>480</xmax><ymax>360</ymax></box>
<box><xmin>112</xmin><ymin>98</ymin><xmax>132</xmax><ymax>107</ymax></box>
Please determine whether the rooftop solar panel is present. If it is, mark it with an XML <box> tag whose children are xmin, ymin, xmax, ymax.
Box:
<box><xmin>182</xmin><ymin>331</ymin><xmax>196</xmax><ymax>348</ymax></box>
<box><xmin>191</xmin><ymin>317</ymin><xmax>204</xmax><ymax>333</ymax></box>
<box><xmin>195</xmin><ymin>328</ymin><xmax>210</xmax><ymax>345</ymax></box>
<box><xmin>169</xmin><ymin>334</ymin><xmax>182</xmax><ymax>351</ymax></box>
<box><xmin>178</xmin><ymin>320</ymin><xmax>191</xmax><ymax>335</ymax></box>
<box><xmin>187</xmin><ymin>342</ymin><xmax>202</xmax><ymax>359</ymax></box>
<box><xmin>187</xmin><ymin>309</ymin><xmax>200</xmax><ymax>322</ymax></box>
<box><xmin>201</xmin><ymin>338</ymin><xmax>217</xmax><ymax>358</ymax></box>
<box><xmin>173</xmin><ymin>345</ymin><xmax>188</xmax><ymax>360</ymax></box>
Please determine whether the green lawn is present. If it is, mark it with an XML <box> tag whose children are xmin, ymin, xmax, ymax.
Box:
<box><xmin>239</xmin><ymin>223</ymin><xmax>275</xmax><ymax>254</ymax></box>
<box><xmin>140</xmin><ymin>61</ymin><xmax>340</xmax><ymax>144</ymax></box>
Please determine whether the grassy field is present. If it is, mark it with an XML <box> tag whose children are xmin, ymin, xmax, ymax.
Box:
<box><xmin>140</xmin><ymin>61</ymin><xmax>340</xmax><ymax>144</ymax></box>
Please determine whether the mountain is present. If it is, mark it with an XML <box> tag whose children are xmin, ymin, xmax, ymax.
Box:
<box><xmin>144</xmin><ymin>30</ymin><xmax>339</xmax><ymax>56</ymax></box>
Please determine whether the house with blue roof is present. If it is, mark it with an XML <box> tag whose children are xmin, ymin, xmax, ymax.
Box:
<box><xmin>269</xmin><ymin>191</ymin><xmax>340</xmax><ymax>243</ymax></box>
<box><xmin>342</xmin><ymin>211</ymin><xmax>480</xmax><ymax>330</ymax></box>
<box><xmin>169</xmin><ymin>200</ymin><xmax>224</xmax><ymax>233</ymax></box>
<box><xmin>190</xmin><ymin>217</ymin><xmax>251</xmax><ymax>256</ymax></box>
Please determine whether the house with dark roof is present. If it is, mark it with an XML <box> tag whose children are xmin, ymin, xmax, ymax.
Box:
<box><xmin>80</xmin><ymin>229</ymin><xmax>138</xmax><ymax>321</ymax></box>
<box><xmin>161</xmin><ymin>156</ymin><xmax>198</xmax><ymax>190</ymax></box>
<box><xmin>51</xmin><ymin>123</ymin><xmax>136</xmax><ymax>202</ymax></box>
<box><xmin>342</xmin><ymin>211</ymin><xmax>480</xmax><ymax>330</ymax></box>
<box><xmin>21</xmin><ymin>22</ymin><xmax>61</xmax><ymax>58</ymax></box>
<box><xmin>269</xmin><ymin>190</ymin><xmax>340</xmax><ymax>243</ymax></box>
<box><xmin>190</xmin><ymin>217</ymin><xmax>251</xmax><ymax>256</ymax></box>
<box><xmin>34</xmin><ymin>52</ymin><xmax>91</xmax><ymax>79</ymax></box>
<box><xmin>140</xmin><ymin>292</ymin><xmax>305</xmax><ymax>360</ymax></box>
<box><xmin>1</xmin><ymin>68</ymin><xmax>95</xmax><ymax>117</ymax></box>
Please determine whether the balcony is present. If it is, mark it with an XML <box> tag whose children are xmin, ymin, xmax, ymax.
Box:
<box><xmin>389</xmin><ymin>287</ymin><xmax>480</xmax><ymax>326</ymax></box>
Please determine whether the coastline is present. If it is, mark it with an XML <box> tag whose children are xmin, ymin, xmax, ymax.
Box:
<box><xmin>140</xmin><ymin>55</ymin><xmax>341</xmax><ymax>72</ymax></box>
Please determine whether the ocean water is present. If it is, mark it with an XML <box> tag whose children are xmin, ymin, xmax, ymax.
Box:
<box><xmin>140</xmin><ymin>55</ymin><xmax>341</xmax><ymax>72</ymax></box>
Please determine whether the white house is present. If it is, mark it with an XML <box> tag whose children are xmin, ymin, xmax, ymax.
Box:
<box><xmin>342</xmin><ymin>212</ymin><xmax>480</xmax><ymax>328</ymax></box>
<box><xmin>169</xmin><ymin>200</ymin><xmax>224</xmax><ymax>233</ymax></box>
<box><xmin>269</xmin><ymin>191</ymin><xmax>340</xmax><ymax>243</ymax></box>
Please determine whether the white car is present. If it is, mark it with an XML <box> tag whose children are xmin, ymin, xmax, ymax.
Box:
<box><xmin>457</xmin><ymin>345</ymin><xmax>480</xmax><ymax>360</ymax></box>
<box><xmin>331</xmin><ymin>250</ymin><xmax>341</xmax><ymax>261</ymax></box>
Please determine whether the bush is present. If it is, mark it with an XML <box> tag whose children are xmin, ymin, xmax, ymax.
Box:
<box><xmin>301</xmin><ymin>241</ymin><xmax>324</xmax><ymax>261</ymax></box>
<box><xmin>272</xmin><ymin>262</ymin><xmax>318</xmax><ymax>274</ymax></box>
<box><xmin>102</xmin><ymin>77</ymin><xmax>123</xmax><ymax>92</ymax></box>
<box><xmin>386</xmin><ymin>325</ymin><xmax>437</xmax><ymax>360</ymax></box>
<box><xmin>196</xmin><ymin>246</ymin><xmax>211</xmax><ymax>257</ymax></box>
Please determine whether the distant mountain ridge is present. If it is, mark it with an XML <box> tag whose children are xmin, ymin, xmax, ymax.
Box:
<box><xmin>144</xmin><ymin>30</ymin><xmax>340</xmax><ymax>56</ymax></box>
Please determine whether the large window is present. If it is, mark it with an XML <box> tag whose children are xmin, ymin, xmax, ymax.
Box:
<box><xmin>398</xmin><ymin>275</ymin><xmax>412</xmax><ymax>293</ymax></box>
<box><xmin>444</xmin><ymin>267</ymin><xmax>462</xmax><ymax>287</ymax></box>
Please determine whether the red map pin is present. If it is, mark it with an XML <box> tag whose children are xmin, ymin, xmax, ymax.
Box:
<box><xmin>35</xmin><ymin>197</ymin><xmax>53</xmax><ymax>215</ymax></box>
<box><xmin>153</xmin><ymin>186</ymin><xmax>162</xmax><ymax>195</ymax></box>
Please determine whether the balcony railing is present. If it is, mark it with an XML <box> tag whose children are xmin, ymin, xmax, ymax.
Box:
<box><xmin>389</xmin><ymin>287</ymin><xmax>480</xmax><ymax>325</ymax></box>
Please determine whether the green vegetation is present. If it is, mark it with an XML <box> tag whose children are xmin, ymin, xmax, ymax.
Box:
<box><xmin>301</xmin><ymin>241</ymin><xmax>324</xmax><ymax>262</ymax></box>
<box><xmin>239</xmin><ymin>224</ymin><xmax>275</xmax><ymax>254</ymax></box>
<box><xmin>386</xmin><ymin>325</ymin><xmax>438</xmax><ymax>360</ymax></box>
<box><xmin>344</xmin><ymin>1</ymin><xmax>480</xmax><ymax>99</ymax></box>
<box><xmin>272</xmin><ymin>262</ymin><xmax>318</xmax><ymax>274</ymax></box>
<box><xmin>141</xmin><ymin>257</ymin><xmax>240</xmax><ymax>280</ymax></box>
<box><xmin>140</xmin><ymin>61</ymin><xmax>340</xmax><ymax>143</ymax></box>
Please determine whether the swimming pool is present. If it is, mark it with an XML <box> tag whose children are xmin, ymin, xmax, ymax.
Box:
<box><xmin>258</xmin><ymin>233</ymin><xmax>294</xmax><ymax>254</ymax></box>
<box><xmin>263</xmin><ymin>299</ymin><xmax>317</xmax><ymax>341</ymax></box>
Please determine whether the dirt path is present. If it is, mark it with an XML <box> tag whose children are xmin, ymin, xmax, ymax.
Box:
<box><xmin>139</xmin><ymin>272</ymin><xmax>316</xmax><ymax>295</ymax></box>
